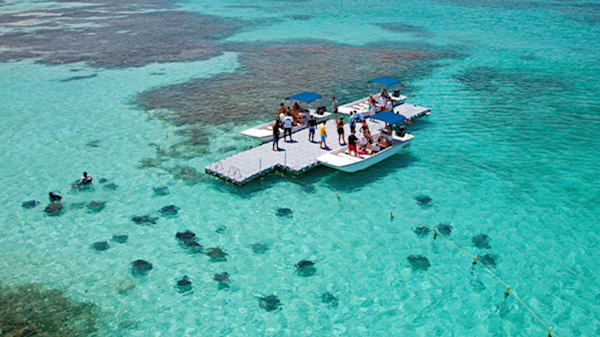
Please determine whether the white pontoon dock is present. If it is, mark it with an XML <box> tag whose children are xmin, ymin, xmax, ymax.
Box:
<box><xmin>207</xmin><ymin>119</ymin><xmax>386</xmax><ymax>185</ymax></box>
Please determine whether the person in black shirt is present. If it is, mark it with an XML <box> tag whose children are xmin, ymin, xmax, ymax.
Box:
<box><xmin>307</xmin><ymin>115</ymin><xmax>317</xmax><ymax>142</ymax></box>
<box><xmin>272</xmin><ymin>119</ymin><xmax>281</xmax><ymax>151</ymax></box>
<box><xmin>347</xmin><ymin>130</ymin><xmax>358</xmax><ymax>157</ymax></box>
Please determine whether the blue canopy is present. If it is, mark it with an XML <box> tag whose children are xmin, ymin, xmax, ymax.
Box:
<box><xmin>285</xmin><ymin>91</ymin><xmax>322</xmax><ymax>103</ymax></box>
<box><xmin>369</xmin><ymin>111</ymin><xmax>406</xmax><ymax>125</ymax></box>
<box><xmin>368</xmin><ymin>77</ymin><xmax>401</xmax><ymax>86</ymax></box>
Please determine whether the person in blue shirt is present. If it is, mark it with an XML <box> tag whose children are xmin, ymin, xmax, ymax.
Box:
<box><xmin>49</xmin><ymin>192</ymin><xmax>62</xmax><ymax>202</ymax></box>
<box><xmin>349</xmin><ymin>111</ymin><xmax>357</xmax><ymax>134</ymax></box>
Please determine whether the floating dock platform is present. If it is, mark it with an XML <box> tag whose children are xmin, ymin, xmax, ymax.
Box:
<box><xmin>206</xmin><ymin>121</ymin><xmax>359</xmax><ymax>185</ymax></box>
<box><xmin>206</xmin><ymin>103</ymin><xmax>430</xmax><ymax>185</ymax></box>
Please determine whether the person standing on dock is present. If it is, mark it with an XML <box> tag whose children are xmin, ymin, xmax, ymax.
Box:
<box><xmin>272</xmin><ymin>119</ymin><xmax>281</xmax><ymax>151</ymax></box>
<box><xmin>308</xmin><ymin>115</ymin><xmax>317</xmax><ymax>142</ymax></box>
<box><xmin>331</xmin><ymin>96</ymin><xmax>338</xmax><ymax>119</ymax></box>
<box><xmin>319</xmin><ymin>120</ymin><xmax>328</xmax><ymax>149</ymax></box>
<box><xmin>283</xmin><ymin>112</ymin><xmax>294</xmax><ymax>142</ymax></box>
<box><xmin>348</xmin><ymin>130</ymin><xmax>359</xmax><ymax>157</ymax></box>
<box><xmin>349</xmin><ymin>111</ymin><xmax>357</xmax><ymax>134</ymax></box>
<box><xmin>278</xmin><ymin>103</ymin><xmax>286</xmax><ymax>121</ymax></box>
<box><xmin>336</xmin><ymin>117</ymin><xmax>346</xmax><ymax>145</ymax></box>
<box><xmin>385</xmin><ymin>97</ymin><xmax>393</xmax><ymax>112</ymax></box>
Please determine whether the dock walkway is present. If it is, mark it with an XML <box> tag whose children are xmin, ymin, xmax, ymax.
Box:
<box><xmin>206</xmin><ymin>121</ymin><xmax>372</xmax><ymax>185</ymax></box>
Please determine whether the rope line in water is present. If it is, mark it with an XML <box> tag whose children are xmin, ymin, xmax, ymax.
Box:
<box><xmin>315</xmin><ymin>184</ymin><xmax>558</xmax><ymax>337</ymax></box>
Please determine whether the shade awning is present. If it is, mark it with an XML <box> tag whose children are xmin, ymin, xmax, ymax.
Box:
<box><xmin>368</xmin><ymin>77</ymin><xmax>401</xmax><ymax>86</ymax></box>
<box><xmin>285</xmin><ymin>91</ymin><xmax>322</xmax><ymax>103</ymax></box>
<box><xmin>368</xmin><ymin>111</ymin><xmax>406</xmax><ymax>125</ymax></box>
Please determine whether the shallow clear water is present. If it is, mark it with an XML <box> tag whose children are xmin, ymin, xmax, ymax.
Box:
<box><xmin>1</xmin><ymin>0</ymin><xmax>599</xmax><ymax>336</ymax></box>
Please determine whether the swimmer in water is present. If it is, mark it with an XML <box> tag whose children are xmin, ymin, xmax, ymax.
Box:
<box><xmin>49</xmin><ymin>192</ymin><xmax>62</xmax><ymax>202</ymax></box>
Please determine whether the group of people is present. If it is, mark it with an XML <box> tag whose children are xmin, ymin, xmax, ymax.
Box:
<box><xmin>272</xmin><ymin>102</ymin><xmax>309</xmax><ymax>150</ymax></box>
<box><xmin>346</xmin><ymin>125</ymin><xmax>394</xmax><ymax>157</ymax></box>
<box><xmin>271</xmin><ymin>92</ymin><xmax>396</xmax><ymax>154</ymax></box>
<box><xmin>46</xmin><ymin>171</ymin><xmax>92</xmax><ymax>203</ymax></box>
<box><xmin>367</xmin><ymin>88</ymin><xmax>393</xmax><ymax>115</ymax></box>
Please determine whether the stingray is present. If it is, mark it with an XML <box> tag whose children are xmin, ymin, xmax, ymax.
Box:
<box><xmin>434</xmin><ymin>223</ymin><xmax>453</xmax><ymax>236</ymax></box>
<box><xmin>276</xmin><ymin>208</ymin><xmax>293</xmax><ymax>218</ymax></box>
<box><xmin>413</xmin><ymin>226</ymin><xmax>431</xmax><ymax>238</ymax></box>
<box><xmin>112</xmin><ymin>234</ymin><xmax>128</xmax><ymax>244</ymax></box>
<box><xmin>415</xmin><ymin>195</ymin><xmax>432</xmax><ymax>208</ymax></box>
<box><xmin>215</xmin><ymin>225</ymin><xmax>227</xmax><ymax>234</ymax></box>
<box><xmin>176</xmin><ymin>276</ymin><xmax>192</xmax><ymax>293</ymax></box>
<box><xmin>295</xmin><ymin>260</ymin><xmax>316</xmax><ymax>277</ymax></box>
<box><xmin>477</xmin><ymin>254</ymin><xmax>498</xmax><ymax>267</ymax></box>
<box><xmin>321</xmin><ymin>292</ymin><xmax>339</xmax><ymax>307</ymax></box>
<box><xmin>103</xmin><ymin>183</ymin><xmax>119</xmax><ymax>191</ymax></box>
<box><xmin>70</xmin><ymin>202</ymin><xmax>86</xmax><ymax>209</ymax></box>
<box><xmin>92</xmin><ymin>241</ymin><xmax>109</xmax><ymax>251</ymax></box>
<box><xmin>98</xmin><ymin>178</ymin><xmax>108</xmax><ymax>184</ymax></box>
<box><xmin>407</xmin><ymin>255</ymin><xmax>431</xmax><ymax>271</ymax></box>
<box><xmin>131</xmin><ymin>215</ymin><xmax>158</xmax><ymax>225</ymax></box>
<box><xmin>86</xmin><ymin>139</ymin><xmax>101</xmax><ymax>148</ymax></box>
<box><xmin>472</xmin><ymin>234</ymin><xmax>491</xmax><ymax>249</ymax></box>
<box><xmin>44</xmin><ymin>203</ymin><xmax>63</xmax><ymax>216</ymax></box>
<box><xmin>257</xmin><ymin>294</ymin><xmax>282</xmax><ymax>312</ymax></box>
<box><xmin>131</xmin><ymin>259</ymin><xmax>153</xmax><ymax>276</ymax></box>
<box><xmin>87</xmin><ymin>201</ymin><xmax>106</xmax><ymax>212</ymax></box>
<box><xmin>250</xmin><ymin>242</ymin><xmax>269</xmax><ymax>254</ymax></box>
<box><xmin>470</xmin><ymin>278</ymin><xmax>486</xmax><ymax>292</ymax></box>
<box><xmin>159</xmin><ymin>205</ymin><xmax>179</xmax><ymax>217</ymax></box>
<box><xmin>153</xmin><ymin>186</ymin><xmax>169</xmax><ymax>196</ymax></box>
<box><xmin>22</xmin><ymin>200</ymin><xmax>40</xmax><ymax>209</ymax></box>
<box><xmin>184</xmin><ymin>240</ymin><xmax>204</xmax><ymax>253</ymax></box>
<box><xmin>206</xmin><ymin>247</ymin><xmax>227</xmax><ymax>261</ymax></box>
<box><xmin>214</xmin><ymin>272</ymin><xmax>230</xmax><ymax>290</ymax></box>
<box><xmin>175</xmin><ymin>230</ymin><xmax>196</xmax><ymax>242</ymax></box>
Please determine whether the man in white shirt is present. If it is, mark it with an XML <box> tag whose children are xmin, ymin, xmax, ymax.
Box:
<box><xmin>378</xmin><ymin>94</ymin><xmax>386</xmax><ymax>110</ymax></box>
<box><xmin>282</xmin><ymin>112</ymin><xmax>294</xmax><ymax>142</ymax></box>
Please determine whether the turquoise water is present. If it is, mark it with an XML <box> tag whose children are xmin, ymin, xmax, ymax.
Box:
<box><xmin>1</xmin><ymin>0</ymin><xmax>599</xmax><ymax>336</ymax></box>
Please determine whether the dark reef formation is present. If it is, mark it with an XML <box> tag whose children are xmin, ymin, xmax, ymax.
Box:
<box><xmin>0</xmin><ymin>282</ymin><xmax>98</xmax><ymax>336</ymax></box>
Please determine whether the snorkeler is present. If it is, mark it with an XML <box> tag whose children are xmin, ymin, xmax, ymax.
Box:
<box><xmin>73</xmin><ymin>171</ymin><xmax>93</xmax><ymax>188</ymax></box>
<box><xmin>49</xmin><ymin>192</ymin><xmax>62</xmax><ymax>202</ymax></box>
